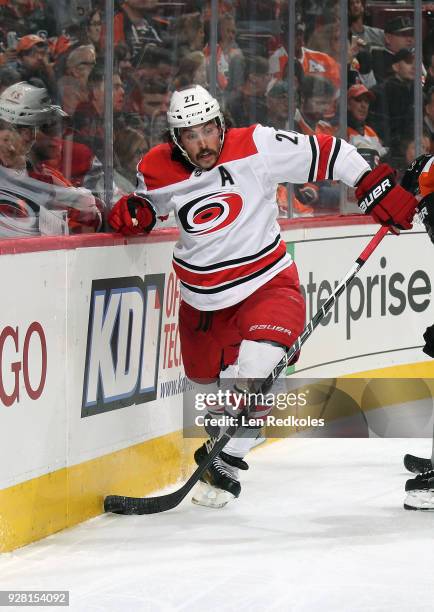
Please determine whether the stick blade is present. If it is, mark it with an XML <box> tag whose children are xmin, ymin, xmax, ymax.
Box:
<box><xmin>103</xmin><ymin>433</ymin><xmax>235</xmax><ymax>515</ymax></box>
<box><xmin>104</xmin><ymin>491</ymin><xmax>183</xmax><ymax>515</ymax></box>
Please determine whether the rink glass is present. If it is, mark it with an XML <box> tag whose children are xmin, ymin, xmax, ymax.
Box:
<box><xmin>0</xmin><ymin>0</ymin><xmax>429</xmax><ymax>236</ymax></box>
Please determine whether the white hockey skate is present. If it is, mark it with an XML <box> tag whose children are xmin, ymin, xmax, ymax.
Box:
<box><xmin>404</xmin><ymin>469</ymin><xmax>434</xmax><ymax>510</ymax></box>
<box><xmin>192</xmin><ymin>481</ymin><xmax>237</xmax><ymax>509</ymax></box>
<box><xmin>191</xmin><ymin>440</ymin><xmax>248</xmax><ymax>509</ymax></box>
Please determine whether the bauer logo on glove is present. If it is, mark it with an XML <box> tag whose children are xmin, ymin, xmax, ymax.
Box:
<box><xmin>358</xmin><ymin>177</ymin><xmax>393</xmax><ymax>213</ymax></box>
<box><xmin>356</xmin><ymin>163</ymin><xmax>418</xmax><ymax>230</ymax></box>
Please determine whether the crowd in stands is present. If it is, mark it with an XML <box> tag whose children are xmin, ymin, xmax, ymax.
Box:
<box><xmin>0</xmin><ymin>0</ymin><xmax>432</xmax><ymax>235</ymax></box>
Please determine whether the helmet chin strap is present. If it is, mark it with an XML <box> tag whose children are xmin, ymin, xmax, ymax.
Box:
<box><xmin>171</xmin><ymin>117</ymin><xmax>226</xmax><ymax>169</ymax></box>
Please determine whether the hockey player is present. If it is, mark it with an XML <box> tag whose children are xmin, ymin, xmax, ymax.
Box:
<box><xmin>398</xmin><ymin>153</ymin><xmax>434</xmax><ymax>510</ymax></box>
<box><xmin>0</xmin><ymin>81</ymin><xmax>103</xmax><ymax>234</ymax></box>
<box><xmin>109</xmin><ymin>84</ymin><xmax>418</xmax><ymax>508</ymax></box>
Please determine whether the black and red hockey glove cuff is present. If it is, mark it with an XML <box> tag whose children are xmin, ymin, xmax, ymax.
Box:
<box><xmin>423</xmin><ymin>324</ymin><xmax>434</xmax><ymax>359</ymax></box>
<box><xmin>109</xmin><ymin>194</ymin><xmax>156</xmax><ymax>235</ymax></box>
<box><xmin>127</xmin><ymin>195</ymin><xmax>156</xmax><ymax>232</ymax></box>
<box><xmin>356</xmin><ymin>163</ymin><xmax>418</xmax><ymax>230</ymax></box>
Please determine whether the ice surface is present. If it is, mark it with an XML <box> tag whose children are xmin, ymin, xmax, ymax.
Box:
<box><xmin>1</xmin><ymin>438</ymin><xmax>434</xmax><ymax>611</ymax></box>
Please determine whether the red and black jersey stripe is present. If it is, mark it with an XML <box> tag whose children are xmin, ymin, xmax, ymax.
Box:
<box><xmin>308</xmin><ymin>135</ymin><xmax>341</xmax><ymax>182</ymax></box>
<box><xmin>173</xmin><ymin>238</ymin><xmax>288</xmax><ymax>294</ymax></box>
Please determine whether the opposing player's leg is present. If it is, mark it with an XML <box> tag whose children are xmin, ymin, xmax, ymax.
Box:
<box><xmin>403</xmin><ymin>386</ymin><xmax>434</xmax><ymax>475</ymax></box>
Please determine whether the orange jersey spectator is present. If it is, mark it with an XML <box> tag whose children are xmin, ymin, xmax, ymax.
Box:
<box><xmin>204</xmin><ymin>44</ymin><xmax>232</xmax><ymax>91</ymax></box>
<box><xmin>347</xmin><ymin>124</ymin><xmax>382</xmax><ymax>150</ymax></box>
<box><xmin>204</xmin><ymin>13</ymin><xmax>243</xmax><ymax>91</ymax></box>
<box><xmin>294</xmin><ymin>75</ymin><xmax>338</xmax><ymax>137</ymax></box>
<box><xmin>269</xmin><ymin>45</ymin><xmax>341</xmax><ymax>91</ymax></box>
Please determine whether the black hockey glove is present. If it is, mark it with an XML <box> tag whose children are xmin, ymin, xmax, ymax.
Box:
<box><xmin>417</xmin><ymin>192</ymin><xmax>434</xmax><ymax>245</ymax></box>
<box><xmin>400</xmin><ymin>153</ymin><xmax>433</xmax><ymax>195</ymax></box>
<box><xmin>401</xmin><ymin>154</ymin><xmax>434</xmax><ymax>244</ymax></box>
<box><xmin>423</xmin><ymin>324</ymin><xmax>434</xmax><ymax>359</ymax></box>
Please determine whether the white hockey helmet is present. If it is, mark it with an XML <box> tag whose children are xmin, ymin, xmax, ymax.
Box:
<box><xmin>167</xmin><ymin>84</ymin><xmax>225</xmax><ymax>166</ymax></box>
<box><xmin>0</xmin><ymin>81</ymin><xmax>68</xmax><ymax>127</ymax></box>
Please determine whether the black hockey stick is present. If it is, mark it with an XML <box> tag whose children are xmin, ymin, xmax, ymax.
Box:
<box><xmin>104</xmin><ymin>225</ymin><xmax>390</xmax><ymax>515</ymax></box>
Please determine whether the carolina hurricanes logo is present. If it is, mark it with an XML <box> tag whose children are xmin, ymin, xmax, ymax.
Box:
<box><xmin>178</xmin><ymin>191</ymin><xmax>244</xmax><ymax>236</ymax></box>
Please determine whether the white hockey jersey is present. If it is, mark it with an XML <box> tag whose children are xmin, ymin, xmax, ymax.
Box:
<box><xmin>136</xmin><ymin>124</ymin><xmax>370</xmax><ymax>311</ymax></box>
